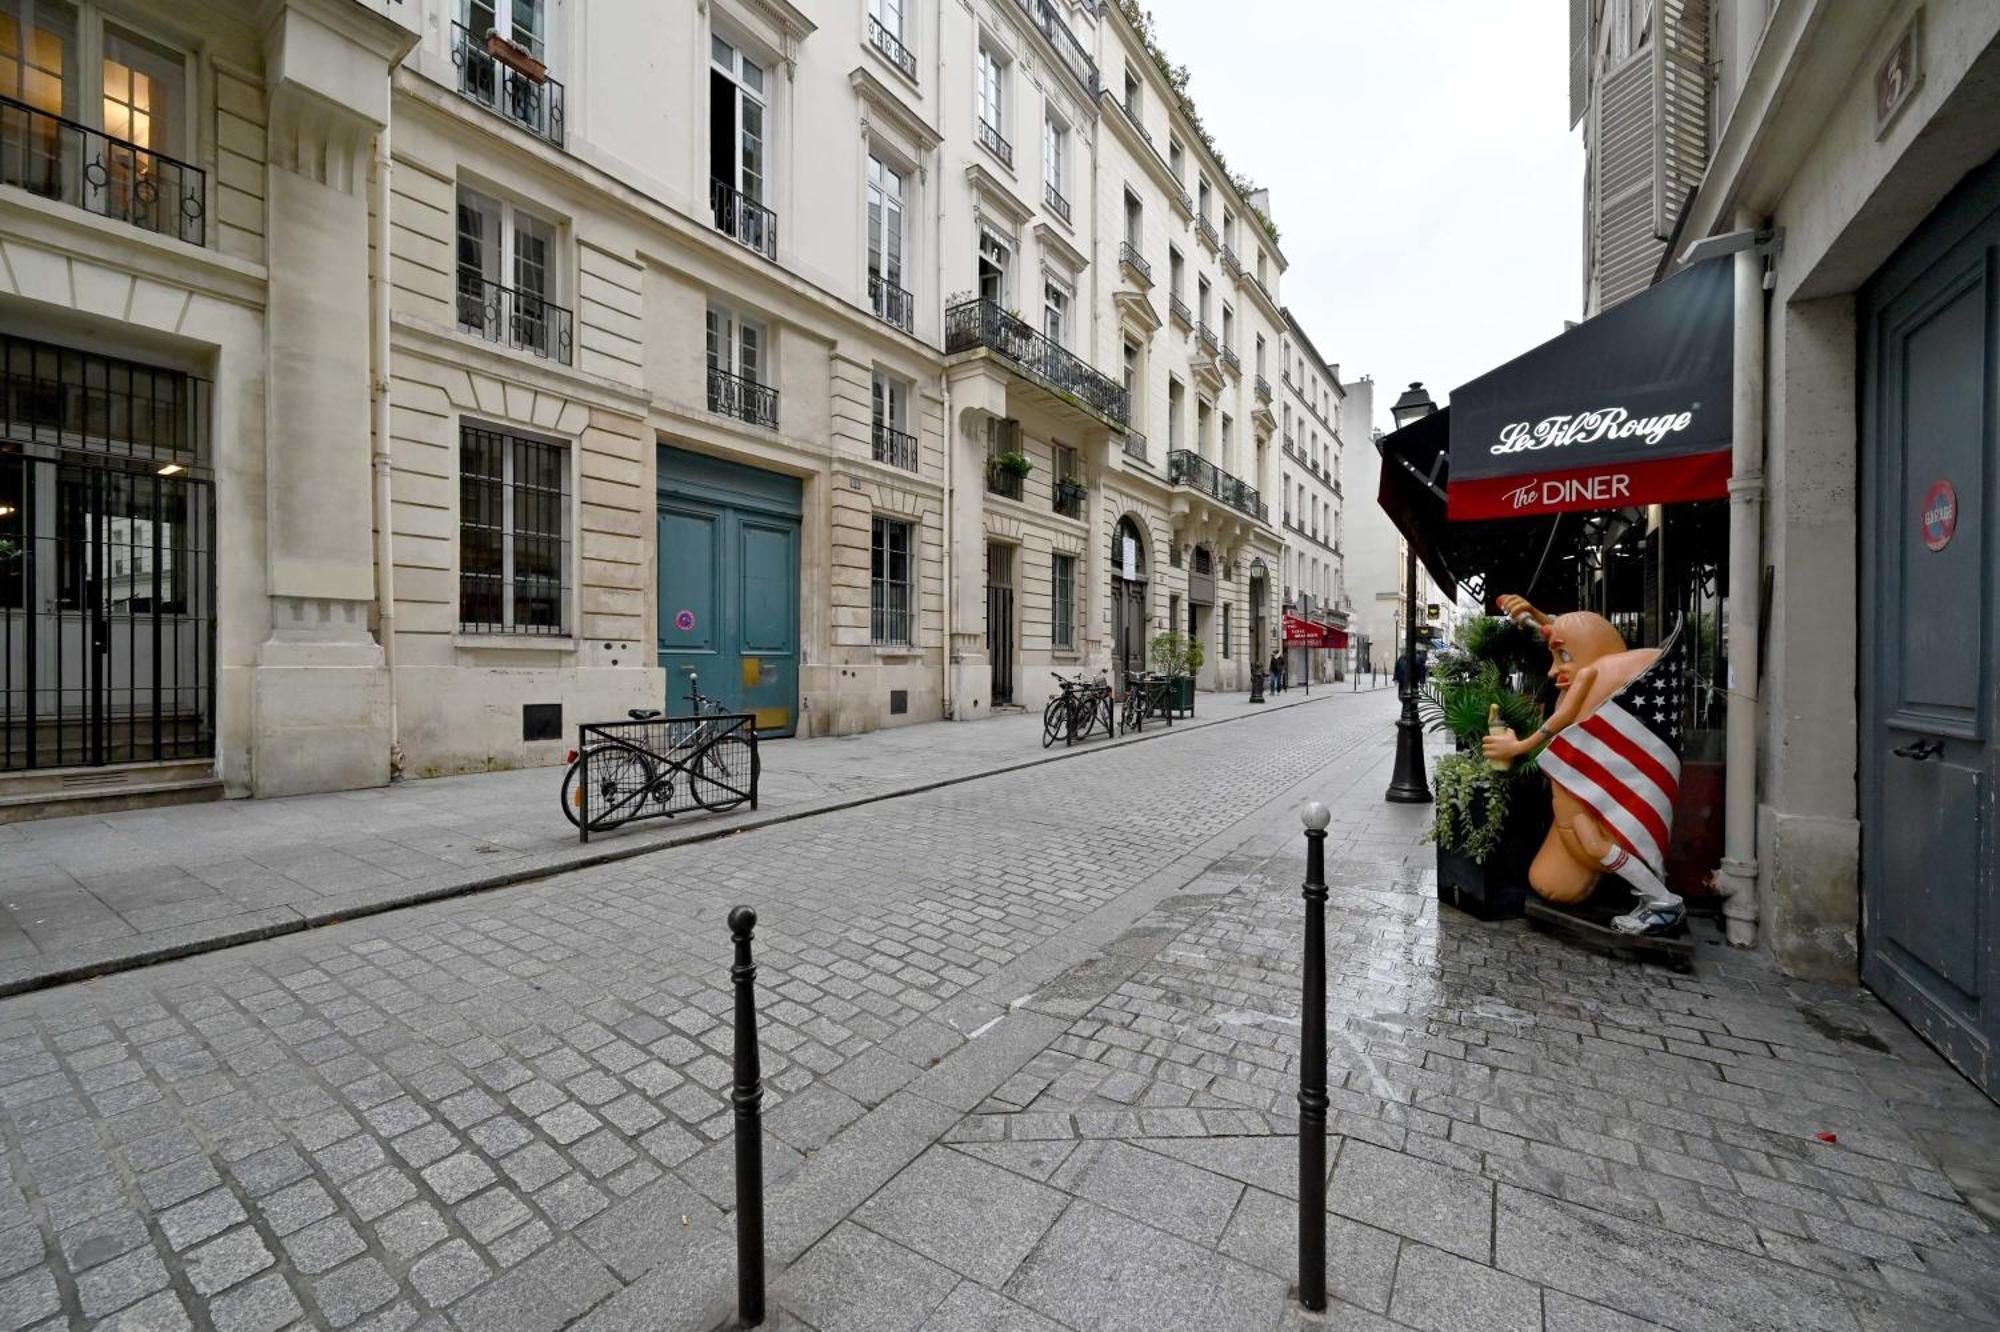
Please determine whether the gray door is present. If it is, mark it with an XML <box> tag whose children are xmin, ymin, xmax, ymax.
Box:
<box><xmin>1860</xmin><ymin>153</ymin><xmax>2000</xmax><ymax>1099</ymax></box>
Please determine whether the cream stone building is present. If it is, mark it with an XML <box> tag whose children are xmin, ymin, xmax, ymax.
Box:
<box><xmin>0</xmin><ymin>0</ymin><xmax>1306</xmax><ymax>814</ymax></box>
<box><xmin>1275</xmin><ymin>309</ymin><xmax>1346</xmax><ymax>683</ymax></box>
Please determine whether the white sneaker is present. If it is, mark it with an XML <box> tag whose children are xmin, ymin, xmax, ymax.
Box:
<box><xmin>1611</xmin><ymin>899</ymin><xmax>1686</xmax><ymax>936</ymax></box>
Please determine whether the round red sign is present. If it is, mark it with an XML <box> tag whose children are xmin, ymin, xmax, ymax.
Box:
<box><xmin>1921</xmin><ymin>480</ymin><xmax>1958</xmax><ymax>552</ymax></box>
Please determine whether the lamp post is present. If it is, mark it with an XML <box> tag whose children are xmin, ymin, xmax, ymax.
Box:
<box><xmin>1385</xmin><ymin>382</ymin><xmax>1435</xmax><ymax>804</ymax></box>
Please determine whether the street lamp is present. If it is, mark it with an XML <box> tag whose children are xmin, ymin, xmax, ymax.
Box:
<box><xmin>1385</xmin><ymin>382</ymin><xmax>1435</xmax><ymax>804</ymax></box>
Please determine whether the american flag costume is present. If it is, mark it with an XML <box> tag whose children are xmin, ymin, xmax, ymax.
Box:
<box><xmin>1539</xmin><ymin>620</ymin><xmax>1687</xmax><ymax>880</ymax></box>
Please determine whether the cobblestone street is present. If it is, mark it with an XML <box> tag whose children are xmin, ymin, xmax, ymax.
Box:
<box><xmin>0</xmin><ymin>691</ymin><xmax>1995</xmax><ymax>1331</ymax></box>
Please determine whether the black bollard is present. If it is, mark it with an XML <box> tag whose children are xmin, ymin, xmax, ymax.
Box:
<box><xmin>729</xmin><ymin>906</ymin><xmax>765</xmax><ymax>1327</ymax></box>
<box><xmin>1297</xmin><ymin>802</ymin><xmax>1331</xmax><ymax>1311</ymax></box>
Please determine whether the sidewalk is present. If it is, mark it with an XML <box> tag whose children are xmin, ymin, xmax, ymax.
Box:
<box><xmin>0</xmin><ymin>682</ymin><xmax>1389</xmax><ymax>995</ymax></box>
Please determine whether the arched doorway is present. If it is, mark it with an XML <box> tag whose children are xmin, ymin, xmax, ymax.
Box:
<box><xmin>1111</xmin><ymin>516</ymin><xmax>1148</xmax><ymax>682</ymax></box>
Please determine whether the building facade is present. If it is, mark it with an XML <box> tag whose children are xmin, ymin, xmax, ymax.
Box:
<box><xmin>1275</xmin><ymin>309</ymin><xmax>1346</xmax><ymax>682</ymax></box>
<box><xmin>1569</xmin><ymin>0</ymin><xmax>2000</xmax><ymax>1094</ymax></box>
<box><xmin>0</xmin><ymin>0</ymin><xmax>1309</xmax><ymax>814</ymax></box>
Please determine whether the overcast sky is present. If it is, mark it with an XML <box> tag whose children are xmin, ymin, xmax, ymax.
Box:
<box><xmin>1138</xmin><ymin>0</ymin><xmax>1584</xmax><ymax>434</ymax></box>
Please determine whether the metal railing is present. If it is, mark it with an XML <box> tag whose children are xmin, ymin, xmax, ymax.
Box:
<box><xmin>1222</xmin><ymin>244</ymin><xmax>1240</xmax><ymax>275</ymax></box>
<box><xmin>870</xmin><ymin>272</ymin><xmax>914</xmax><ymax>332</ymax></box>
<box><xmin>1176</xmin><ymin>188</ymin><xmax>1194</xmax><ymax>216</ymax></box>
<box><xmin>1169</xmin><ymin>293</ymin><xmax>1191</xmax><ymax>325</ymax></box>
<box><xmin>1121</xmin><ymin>429</ymin><xmax>1147</xmax><ymax>463</ymax></box>
<box><xmin>873</xmin><ymin>421</ymin><xmax>918</xmax><ymax>471</ymax></box>
<box><xmin>1167</xmin><ymin>448</ymin><xmax>1266</xmax><ymax>522</ymax></box>
<box><xmin>1014</xmin><ymin>0</ymin><xmax>1098</xmax><ymax>93</ymax></box>
<box><xmin>0</xmin><ymin>93</ymin><xmax>206</xmax><ymax>245</ymax></box>
<box><xmin>710</xmin><ymin>179</ymin><xmax>777</xmax><ymax>260</ymax></box>
<box><xmin>1045</xmin><ymin>181</ymin><xmax>1071</xmax><ymax>223</ymax></box>
<box><xmin>571</xmin><ymin>712</ymin><xmax>759</xmax><ymax>840</ymax></box>
<box><xmin>708</xmin><ymin>366</ymin><xmax>779</xmax><ymax>429</ymax></box>
<box><xmin>452</xmin><ymin>22</ymin><xmax>565</xmax><ymax>149</ymax></box>
<box><xmin>945</xmin><ymin>299</ymin><xmax>1128</xmax><ymax>425</ymax></box>
<box><xmin>867</xmin><ymin>15</ymin><xmax>917</xmax><ymax>79</ymax></box>
<box><xmin>1196</xmin><ymin>215</ymin><xmax>1218</xmax><ymax>248</ymax></box>
<box><xmin>977</xmin><ymin>119</ymin><xmax>1013</xmax><ymax>168</ymax></box>
<box><xmin>1256</xmin><ymin>375</ymin><xmax>1272</xmax><ymax>402</ymax></box>
<box><xmin>457</xmin><ymin>272</ymin><xmax>574</xmax><ymax>364</ymax></box>
<box><xmin>1196</xmin><ymin>322</ymin><xmax>1219</xmax><ymax>353</ymax></box>
<box><xmin>1118</xmin><ymin>241</ymin><xmax>1151</xmax><ymax>282</ymax></box>
<box><xmin>1221</xmin><ymin>347</ymin><xmax>1241</xmax><ymax>376</ymax></box>
<box><xmin>1052</xmin><ymin>479</ymin><xmax>1087</xmax><ymax>519</ymax></box>
<box><xmin>986</xmin><ymin>460</ymin><xmax>1024</xmax><ymax>500</ymax></box>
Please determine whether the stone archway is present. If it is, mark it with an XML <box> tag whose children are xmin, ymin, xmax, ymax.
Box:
<box><xmin>1111</xmin><ymin>515</ymin><xmax>1150</xmax><ymax>682</ymax></box>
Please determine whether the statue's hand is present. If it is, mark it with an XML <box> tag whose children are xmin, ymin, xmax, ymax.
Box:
<box><xmin>1497</xmin><ymin>594</ymin><xmax>1543</xmax><ymax>627</ymax></box>
<box><xmin>1482</xmin><ymin>729</ymin><xmax>1522</xmax><ymax>762</ymax></box>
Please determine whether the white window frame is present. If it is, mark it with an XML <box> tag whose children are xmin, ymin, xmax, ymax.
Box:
<box><xmin>457</xmin><ymin>184</ymin><xmax>564</xmax><ymax>351</ymax></box>
<box><xmin>868</xmin><ymin>0</ymin><xmax>906</xmax><ymax>44</ymax></box>
<box><xmin>457</xmin><ymin>418</ymin><xmax>573</xmax><ymax>637</ymax></box>
<box><xmin>978</xmin><ymin>228</ymin><xmax>1011</xmax><ymax>307</ymax></box>
<box><xmin>1051</xmin><ymin>552</ymin><xmax>1077</xmax><ymax>651</ymax></box>
<box><xmin>976</xmin><ymin>42</ymin><xmax>1006</xmax><ymax>136</ymax></box>
<box><xmin>866</xmin><ymin>150</ymin><xmax>908</xmax><ymax>292</ymax></box>
<box><xmin>2</xmin><ymin>2</ymin><xmax>197</xmax><ymax>159</ymax></box>
<box><xmin>1042</xmin><ymin>273</ymin><xmax>1070</xmax><ymax>347</ymax></box>
<box><xmin>705</xmin><ymin>301</ymin><xmax>767</xmax><ymax>384</ymax></box>
<box><xmin>711</xmin><ymin>32</ymin><xmax>770</xmax><ymax>205</ymax></box>
<box><xmin>1043</xmin><ymin>113</ymin><xmax>1067</xmax><ymax>197</ymax></box>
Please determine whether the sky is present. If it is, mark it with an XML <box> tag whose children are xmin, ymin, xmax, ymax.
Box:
<box><xmin>1137</xmin><ymin>0</ymin><xmax>1584</xmax><ymax>435</ymax></box>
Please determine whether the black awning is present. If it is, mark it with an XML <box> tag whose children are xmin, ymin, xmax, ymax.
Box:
<box><xmin>1447</xmin><ymin>257</ymin><xmax>1734</xmax><ymax>519</ymax></box>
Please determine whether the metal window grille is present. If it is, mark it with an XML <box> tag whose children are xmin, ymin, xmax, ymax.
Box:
<box><xmin>0</xmin><ymin>335</ymin><xmax>207</xmax><ymax>466</ymax></box>
<box><xmin>1052</xmin><ymin>553</ymin><xmax>1076</xmax><ymax>650</ymax></box>
<box><xmin>871</xmin><ymin>516</ymin><xmax>913</xmax><ymax>645</ymax></box>
<box><xmin>459</xmin><ymin>425</ymin><xmax>569</xmax><ymax>635</ymax></box>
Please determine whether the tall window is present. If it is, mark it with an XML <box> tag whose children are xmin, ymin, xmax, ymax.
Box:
<box><xmin>1052</xmin><ymin>553</ymin><xmax>1076</xmax><ymax>650</ymax></box>
<box><xmin>1197</xmin><ymin>276</ymin><xmax>1210</xmax><ymax>327</ymax></box>
<box><xmin>1167</xmin><ymin>378</ymin><xmax>1184</xmax><ymax>448</ymax></box>
<box><xmin>1220</xmin><ymin>413</ymin><xmax>1233</xmax><ymax>469</ymax></box>
<box><xmin>1168</xmin><ymin>137</ymin><xmax>1184</xmax><ymax>181</ymax></box>
<box><xmin>1222</xmin><ymin>304</ymin><xmax>1234</xmax><ymax>351</ymax></box>
<box><xmin>1122</xmin><ymin>65</ymin><xmax>1140</xmax><ymax>118</ymax></box>
<box><xmin>976</xmin><ymin>44</ymin><xmax>1004</xmax><ymax>135</ymax></box>
<box><xmin>457</xmin><ymin>187</ymin><xmax>563</xmax><ymax>360</ymax></box>
<box><xmin>706</xmin><ymin>303</ymin><xmax>774</xmax><ymax>426</ymax></box>
<box><xmin>867</xmin><ymin>152</ymin><xmax>908</xmax><ymax>327</ymax></box>
<box><xmin>978</xmin><ymin>230</ymin><xmax>1010</xmax><ymax>306</ymax></box>
<box><xmin>1043</xmin><ymin>277</ymin><xmax>1069</xmax><ymax>347</ymax></box>
<box><xmin>1122</xmin><ymin>341</ymin><xmax>1140</xmax><ymax>428</ymax></box>
<box><xmin>710</xmin><ymin>35</ymin><xmax>771</xmax><ymax>255</ymax></box>
<box><xmin>1042</xmin><ymin>115</ymin><xmax>1067</xmax><ymax>211</ymax></box>
<box><xmin>1255</xmin><ymin>335</ymin><xmax>1266</xmax><ymax>377</ymax></box>
<box><xmin>468</xmin><ymin>0</ymin><xmax>544</xmax><ymax>60</ymax></box>
<box><xmin>870</xmin><ymin>516</ymin><xmax>913</xmax><ymax>645</ymax></box>
<box><xmin>1221</xmin><ymin>208</ymin><xmax>1234</xmax><ymax>249</ymax></box>
<box><xmin>1168</xmin><ymin>246</ymin><xmax>1184</xmax><ymax>301</ymax></box>
<box><xmin>872</xmin><ymin>372</ymin><xmax>915</xmax><ymax>471</ymax></box>
<box><xmin>1123</xmin><ymin>189</ymin><xmax>1142</xmax><ymax>250</ymax></box>
<box><xmin>1197</xmin><ymin>178</ymin><xmax>1211</xmax><ymax>221</ymax></box>
<box><xmin>460</xmin><ymin>423</ymin><xmax>568</xmax><ymax>635</ymax></box>
<box><xmin>869</xmin><ymin>0</ymin><xmax>906</xmax><ymax>46</ymax></box>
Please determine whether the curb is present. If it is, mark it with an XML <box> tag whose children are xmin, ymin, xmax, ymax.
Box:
<box><xmin>0</xmin><ymin>687</ymin><xmax>1393</xmax><ymax>1000</ymax></box>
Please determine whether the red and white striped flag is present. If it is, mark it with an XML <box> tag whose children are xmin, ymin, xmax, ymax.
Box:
<box><xmin>1539</xmin><ymin>620</ymin><xmax>1687</xmax><ymax>877</ymax></box>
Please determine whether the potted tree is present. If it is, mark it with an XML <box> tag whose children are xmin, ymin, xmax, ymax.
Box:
<box><xmin>1150</xmin><ymin>631</ymin><xmax>1199</xmax><ymax>717</ymax></box>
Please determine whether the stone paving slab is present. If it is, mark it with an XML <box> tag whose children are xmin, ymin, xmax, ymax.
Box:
<box><xmin>0</xmin><ymin>684</ymin><xmax>1383</xmax><ymax>995</ymax></box>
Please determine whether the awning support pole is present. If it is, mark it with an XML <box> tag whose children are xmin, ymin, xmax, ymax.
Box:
<box><xmin>1719</xmin><ymin>209</ymin><xmax>1767</xmax><ymax>947</ymax></box>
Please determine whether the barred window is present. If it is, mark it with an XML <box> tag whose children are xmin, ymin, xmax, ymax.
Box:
<box><xmin>871</xmin><ymin>515</ymin><xmax>913</xmax><ymax>645</ymax></box>
<box><xmin>460</xmin><ymin>423</ymin><xmax>569</xmax><ymax>634</ymax></box>
<box><xmin>1221</xmin><ymin>602</ymin><xmax>1231</xmax><ymax>660</ymax></box>
<box><xmin>1052</xmin><ymin>552</ymin><xmax>1076</xmax><ymax>650</ymax></box>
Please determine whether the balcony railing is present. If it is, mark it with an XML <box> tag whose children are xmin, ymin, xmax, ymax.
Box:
<box><xmin>1045</xmin><ymin>181</ymin><xmax>1071</xmax><ymax>224</ymax></box>
<box><xmin>456</xmin><ymin>272</ymin><xmax>574</xmax><ymax>364</ymax></box>
<box><xmin>710</xmin><ymin>179</ymin><xmax>777</xmax><ymax>260</ymax></box>
<box><xmin>986</xmin><ymin>459</ymin><xmax>1024</xmax><ymax>501</ymax></box>
<box><xmin>873</xmin><ymin>421</ymin><xmax>918</xmax><ymax>471</ymax></box>
<box><xmin>1222</xmin><ymin>244</ymin><xmax>1240</xmax><ymax>275</ymax></box>
<box><xmin>1052</xmin><ymin>478</ymin><xmax>1087</xmax><ymax>519</ymax></box>
<box><xmin>1167</xmin><ymin>449</ymin><xmax>1266</xmax><ymax>523</ymax></box>
<box><xmin>1014</xmin><ymin>0</ymin><xmax>1098</xmax><ymax>94</ymax></box>
<box><xmin>945</xmin><ymin>299</ymin><xmax>1128</xmax><ymax>426</ymax></box>
<box><xmin>1221</xmin><ymin>348</ymin><xmax>1241</xmax><ymax>376</ymax></box>
<box><xmin>977</xmin><ymin>119</ymin><xmax>1013</xmax><ymax>169</ymax></box>
<box><xmin>452</xmin><ymin>23</ymin><xmax>565</xmax><ymax>149</ymax></box>
<box><xmin>1121</xmin><ymin>429</ymin><xmax>1147</xmax><ymax>464</ymax></box>
<box><xmin>0</xmin><ymin>93</ymin><xmax>206</xmax><ymax>246</ymax></box>
<box><xmin>1118</xmin><ymin>242</ymin><xmax>1151</xmax><ymax>283</ymax></box>
<box><xmin>1196</xmin><ymin>322</ymin><xmax>1219</xmax><ymax>353</ymax></box>
<box><xmin>1169</xmin><ymin>293</ymin><xmax>1191</xmax><ymax>326</ymax></box>
<box><xmin>1256</xmin><ymin>375</ymin><xmax>1272</xmax><ymax>402</ymax></box>
<box><xmin>1196</xmin><ymin>215</ymin><xmax>1218</xmax><ymax>248</ymax></box>
<box><xmin>708</xmin><ymin>366</ymin><xmax>778</xmax><ymax>429</ymax></box>
<box><xmin>1176</xmin><ymin>188</ymin><xmax>1194</xmax><ymax>216</ymax></box>
<box><xmin>870</xmin><ymin>272</ymin><xmax>914</xmax><ymax>332</ymax></box>
<box><xmin>867</xmin><ymin>15</ymin><xmax>917</xmax><ymax>80</ymax></box>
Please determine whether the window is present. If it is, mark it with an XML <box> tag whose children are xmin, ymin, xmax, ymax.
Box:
<box><xmin>459</xmin><ymin>423</ymin><xmax>568</xmax><ymax>635</ymax></box>
<box><xmin>468</xmin><ymin>0</ymin><xmax>543</xmax><ymax>59</ymax></box>
<box><xmin>1122</xmin><ymin>65</ymin><xmax>1140</xmax><ymax>118</ymax></box>
<box><xmin>1255</xmin><ymin>335</ymin><xmax>1266</xmax><ymax>377</ymax></box>
<box><xmin>1122</xmin><ymin>342</ymin><xmax>1140</xmax><ymax>427</ymax></box>
<box><xmin>1052</xmin><ymin>553</ymin><xmax>1076</xmax><ymax>650</ymax></box>
<box><xmin>1197</xmin><ymin>276</ymin><xmax>1210</xmax><ymax>326</ymax></box>
<box><xmin>710</xmin><ymin>35</ymin><xmax>773</xmax><ymax>256</ymax></box>
<box><xmin>867</xmin><ymin>152</ymin><xmax>910</xmax><ymax>329</ymax></box>
<box><xmin>1196</xmin><ymin>399</ymin><xmax>1211</xmax><ymax>454</ymax></box>
<box><xmin>1198</xmin><ymin>178</ymin><xmax>1211</xmax><ymax>221</ymax></box>
<box><xmin>1257</xmin><ymin>252</ymin><xmax>1267</xmax><ymax>285</ymax></box>
<box><xmin>457</xmin><ymin>186</ymin><xmax>567</xmax><ymax>361</ymax></box>
<box><xmin>1222</xmin><ymin>303</ymin><xmax>1234</xmax><ymax>350</ymax></box>
<box><xmin>1221</xmin><ymin>208</ymin><xmax>1233</xmax><ymax>248</ymax></box>
<box><xmin>1167</xmin><ymin>377</ymin><xmax>1184</xmax><ymax>448</ymax></box>
<box><xmin>706</xmin><ymin>303</ymin><xmax>775</xmax><ymax>427</ymax></box>
<box><xmin>976</xmin><ymin>43</ymin><xmax>1005</xmax><ymax>135</ymax></box>
<box><xmin>1168</xmin><ymin>246</ymin><xmax>1184</xmax><ymax>300</ymax></box>
<box><xmin>867</xmin><ymin>0</ymin><xmax>915</xmax><ymax>78</ymax></box>
<box><xmin>872</xmin><ymin>372</ymin><xmax>916</xmax><ymax>470</ymax></box>
<box><xmin>870</xmin><ymin>516</ymin><xmax>913</xmax><ymax>645</ymax></box>
<box><xmin>1220</xmin><ymin>413</ymin><xmax>1233</xmax><ymax>468</ymax></box>
<box><xmin>1168</xmin><ymin>137</ymin><xmax>1184</xmax><ymax>181</ymax></box>
<box><xmin>1123</xmin><ymin>189</ymin><xmax>1142</xmax><ymax>250</ymax></box>
<box><xmin>978</xmin><ymin>230</ymin><xmax>1010</xmax><ymax>306</ymax></box>
<box><xmin>1283</xmin><ymin>482</ymin><xmax>1291</xmax><ymax>524</ymax></box>
<box><xmin>1042</xmin><ymin>115</ymin><xmax>1068</xmax><ymax>219</ymax></box>
<box><xmin>1221</xmin><ymin>602</ymin><xmax>1230</xmax><ymax>660</ymax></box>
<box><xmin>1043</xmin><ymin>276</ymin><xmax>1069</xmax><ymax>347</ymax></box>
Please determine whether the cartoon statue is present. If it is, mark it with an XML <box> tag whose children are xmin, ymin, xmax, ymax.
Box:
<box><xmin>1481</xmin><ymin>595</ymin><xmax>1689</xmax><ymax>934</ymax></box>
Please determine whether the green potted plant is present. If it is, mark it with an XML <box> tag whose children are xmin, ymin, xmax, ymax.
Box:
<box><xmin>993</xmin><ymin>450</ymin><xmax>1034</xmax><ymax>479</ymax></box>
<box><xmin>1150</xmin><ymin>631</ymin><xmax>1199</xmax><ymax>716</ymax></box>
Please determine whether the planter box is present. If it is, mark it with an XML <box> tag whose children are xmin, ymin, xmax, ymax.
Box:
<box><xmin>1436</xmin><ymin>770</ymin><xmax>1550</xmax><ymax>921</ymax></box>
<box><xmin>485</xmin><ymin>31</ymin><xmax>548</xmax><ymax>83</ymax></box>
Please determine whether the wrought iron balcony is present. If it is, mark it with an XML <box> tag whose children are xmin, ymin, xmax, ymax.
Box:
<box><xmin>986</xmin><ymin>459</ymin><xmax>1024</xmax><ymax>501</ymax></box>
<box><xmin>1256</xmin><ymin>375</ymin><xmax>1272</xmax><ymax>403</ymax></box>
<box><xmin>867</xmin><ymin>15</ymin><xmax>917</xmax><ymax>79</ymax></box>
<box><xmin>1118</xmin><ymin>242</ymin><xmax>1151</xmax><ymax>283</ymax></box>
<box><xmin>708</xmin><ymin>366</ymin><xmax>778</xmax><ymax>429</ymax></box>
<box><xmin>1013</xmin><ymin>0</ymin><xmax>1098</xmax><ymax>94</ymax></box>
<box><xmin>456</xmin><ymin>272</ymin><xmax>574</xmax><ymax>364</ymax></box>
<box><xmin>1045</xmin><ymin>181</ymin><xmax>1071</xmax><ymax>224</ymax></box>
<box><xmin>710</xmin><ymin>178</ymin><xmax>777</xmax><ymax>260</ymax></box>
<box><xmin>945</xmin><ymin>299</ymin><xmax>1128</xmax><ymax>426</ymax></box>
<box><xmin>870</xmin><ymin>272</ymin><xmax>914</xmax><ymax>332</ymax></box>
<box><xmin>1222</xmin><ymin>244</ymin><xmax>1240</xmax><ymax>275</ymax></box>
<box><xmin>1196</xmin><ymin>215</ymin><xmax>1218</xmax><ymax>248</ymax></box>
<box><xmin>977</xmin><ymin>119</ymin><xmax>1013</xmax><ymax>169</ymax></box>
<box><xmin>873</xmin><ymin>421</ymin><xmax>918</xmax><ymax>471</ymax></box>
<box><xmin>0</xmin><ymin>93</ymin><xmax>205</xmax><ymax>245</ymax></box>
<box><xmin>1121</xmin><ymin>429</ymin><xmax>1148</xmax><ymax>463</ymax></box>
<box><xmin>1052</xmin><ymin>478</ymin><xmax>1087</xmax><ymax>519</ymax></box>
<box><xmin>452</xmin><ymin>22</ymin><xmax>565</xmax><ymax>149</ymax></box>
<box><xmin>1196</xmin><ymin>322</ymin><xmax>1219</xmax><ymax>353</ymax></box>
<box><xmin>1176</xmin><ymin>188</ymin><xmax>1194</xmax><ymax>216</ymax></box>
<box><xmin>1169</xmin><ymin>293</ymin><xmax>1192</xmax><ymax>327</ymax></box>
<box><xmin>1221</xmin><ymin>347</ymin><xmax>1241</xmax><ymax>376</ymax></box>
<box><xmin>1167</xmin><ymin>449</ymin><xmax>1266</xmax><ymax>523</ymax></box>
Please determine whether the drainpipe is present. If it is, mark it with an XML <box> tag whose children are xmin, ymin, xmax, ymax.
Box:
<box><xmin>370</xmin><ymin>125</ymin><xmax>403</xmax><ymax>779</ymax></box>
<box><xmin>1718</xmin><ymin>206</ymin><xmax>1766</xmax><ymax>946</ymax></box>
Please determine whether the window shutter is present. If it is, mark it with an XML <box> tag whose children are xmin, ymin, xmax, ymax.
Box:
<box><xmin>1568</xmin><ymin>0</ymin><xmax>1592</xmax><ymax>128</ymax></box>
<box><xmin>1651</xmin><ymin>0</ymin><xmax>1712</xmax><ymax>241</ymax></box>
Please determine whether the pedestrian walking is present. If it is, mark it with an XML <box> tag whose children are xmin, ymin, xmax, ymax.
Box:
<box><xmin>1268</xmin><ymin>651</ymin><xmax>1284</xmax><ymax>695</ymax></box>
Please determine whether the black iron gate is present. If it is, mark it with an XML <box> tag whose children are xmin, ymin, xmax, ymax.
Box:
<box><xmin>1</xmin><ymin>455</ymin><xmax>215</xmax><ymax>771</ymax></box>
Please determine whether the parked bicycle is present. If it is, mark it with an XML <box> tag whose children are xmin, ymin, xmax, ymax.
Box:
<box><xmin>561</xmin><ymin>671</ymin><xmax>757</xmax><ymax>831</ymax></box>
<box><xmin>1042</xmin><ymin>670</ymin><xmax>1114</xmax><ymax>748</ymax></box>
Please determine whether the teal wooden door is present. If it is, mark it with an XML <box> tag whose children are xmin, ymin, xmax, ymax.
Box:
<box><xmin>657</xmin><ymin>447</ymin><xmax>801</xmax><ymax>736</ymax></box>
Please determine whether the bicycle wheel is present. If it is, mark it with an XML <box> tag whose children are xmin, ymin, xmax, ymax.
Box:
<box><xmin>1042</xmin><ymin>695</ymin><xmax>1067</xmax><ymax>748</ymax></box>
<box><xmin>688</xmin><ymin>734</ymin><xmax>756</xmax><ymax>812</ymax></box>
<box><xmin>560</xmin><ymin>743</ymin><xmax>656</xmax><ymax>831</ymax></box>
<box><xmin>1096</xmin><ymin>692</ymin><xmax>1114</xmax><ymax>739</ymax></box>
<box><xmin>1121</xmin><ymin>691</ymin><xmax>1142</xmax><ymax>735</ymax></box>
